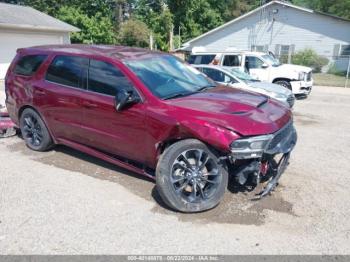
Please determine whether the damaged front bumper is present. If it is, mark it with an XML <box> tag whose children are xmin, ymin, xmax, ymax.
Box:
<box><xmin>229</xmin><ymin>121</ymin><xmax>297</xmax><ymax>198</ymax></box>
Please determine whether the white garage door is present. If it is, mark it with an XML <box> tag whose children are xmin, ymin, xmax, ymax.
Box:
<box><xmin>0</xmin><ymin>29</ymin><xmax>68</xmax><ymax>79</ymax></box>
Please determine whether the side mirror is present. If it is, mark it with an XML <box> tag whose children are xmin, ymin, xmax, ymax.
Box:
<box><xmin>261</xmin><ymin>63</ymin><xmax>269</xmax><ymax>69</ymax></box>
<box><xmin>115</xmin><ymin>90</ymin><xmax>139</xmax><ymax>111</ymax></box>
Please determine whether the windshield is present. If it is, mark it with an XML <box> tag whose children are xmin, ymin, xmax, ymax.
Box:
<box><xmin>125</xmin><ymin>55</ymin><xmax>216</xmax><ymax>99</ymax></box>
<box><xmin>226</xmin><ymin>68</ymin><xmax>258</xmax><ymax>83</ymax></box>
<box><xmin>262</xmin><ymin>54</ymin><xmax>280</xmax><ymax>67</ymax></box>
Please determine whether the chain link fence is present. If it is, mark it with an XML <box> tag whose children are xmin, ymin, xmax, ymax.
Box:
<box><xmin>275</xmin><ymin>54</ymin><xmax>350</xmax><ymax>88</ymax></box>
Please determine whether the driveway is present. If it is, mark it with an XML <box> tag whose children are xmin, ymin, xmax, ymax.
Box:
<box><xmin>0</xmin><ymin>86</ymin><xmax>350</xmax><ymax>254</ymax></box>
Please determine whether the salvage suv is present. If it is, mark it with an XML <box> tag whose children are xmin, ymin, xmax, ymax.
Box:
<box><xmin>188</xmin><ymin>51</ymin><xmax>313</xmax><ymax>96</ymax></box>
<box><xmin>5</xmin><ymin>45</ymin><xmax>297</xmax><ymax>212</ymax></box>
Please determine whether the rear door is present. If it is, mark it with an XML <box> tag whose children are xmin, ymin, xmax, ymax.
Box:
<box><xmin>80</xmin><ymin>58</ymin><xmax>147</xmax><ymax>163</ymax></box>
<box><xmin>221</xmin><ymin>54</ymin><xmax>242</xmax><ymax>69</ymax></box>
<box><xmin>35</xmin><ymin>55</ymin><xmax>89</xmax><ymax>143</ymax></box>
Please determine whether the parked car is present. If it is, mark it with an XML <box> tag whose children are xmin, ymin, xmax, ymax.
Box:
<box><xmin>188</xmin><ymin>50</ymin><xmax>313</xmax><ymax>96</ymax></box>
<box><xmin>5</xmin><ymin>45</ymin><xmax>297</xmax><ymax>212</ymax></box>
<box><xmin>194</xmin><ymin>65</ymin><xmax>295</xmax><ymax>108</ymax></box>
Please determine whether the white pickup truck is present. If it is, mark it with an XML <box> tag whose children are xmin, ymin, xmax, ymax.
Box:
<box><xmin>188</xmin><ymin>51</ymin><xmax>313</xmax><ymax>96</ymax></box>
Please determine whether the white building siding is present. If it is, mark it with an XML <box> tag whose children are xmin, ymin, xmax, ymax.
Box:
<box><xmin>0</xmin><ymin>29</ymin><xmax>71</xmax><ymax>79</ymax></box>
<box><xmin>186</xmin><ymin>3</ymin><xmax>350</xmax><ymax>64</ymax></box>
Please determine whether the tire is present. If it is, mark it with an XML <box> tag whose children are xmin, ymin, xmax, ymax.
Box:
<box><xmin>274</xmin><ymin>80</ymin><xmax>292</xmax><ymax>90</ymax></box>
<box><xmin>156</xmin><ymin>139</ymin><xmax>228</xmax><ymax>213</ymax></box>
<box><xmin>20</xmin><ymin>108</ymin><xmax>53</xmax><ymax>151</ymax></box>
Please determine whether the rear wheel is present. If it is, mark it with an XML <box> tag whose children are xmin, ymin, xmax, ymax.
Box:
<box><xmin>274</xmin><ymin>80</ymin><xmax>292</xmax><ymax>90</ymax></box>
<box><xmin>20</xmin><ymin>108</ymin><xmax>53</xmax><ymax>151</ymax></box>
<box><xmin>156</xmin><ymin>139</ymin><xmax>228</xmax><ymax>213</ymax></box>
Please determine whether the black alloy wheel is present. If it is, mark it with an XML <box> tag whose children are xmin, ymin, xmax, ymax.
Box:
<box><xmin>156</xmin><ymin>139</ymin><xmax>228</xmax><ymax>213</ymax></box>
<box><xmin>20</xmin><ymin>108</ymin><xmax>53</xmax><ymax>151</ymax></box>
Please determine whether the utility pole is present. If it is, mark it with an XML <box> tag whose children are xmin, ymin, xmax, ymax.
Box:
<box><xmin>169</xmin><ymin>24</ymin><xmax>174</xmax><ymax>51</ymax></box>
<box><xmin>116</xmin><ymin>0</ymin><xmax>124</xmax><ymax>28</ymax></box>
<box><xmin>149</xmin><ymin>33</ymin><xmax>154</xmax><ymax>50</ymax></box>
<box><xmin>178</xmin><ymin>26</ymin><xmax>181</xmax><ymax>49</ymax></box>
<box><xmin>346</xmin><ymin>56</ymin><xmax>350</xmax><ymax>88</ymax></box>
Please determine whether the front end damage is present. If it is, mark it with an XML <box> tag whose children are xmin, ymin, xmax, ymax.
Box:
<box><xmin>228</xmin><ymin>121</ymin><xmax>297</xmax><ymax>199</ymax></box>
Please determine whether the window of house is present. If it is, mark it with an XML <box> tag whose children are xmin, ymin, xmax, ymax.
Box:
<box><xmin>252</xmin><ymin>45</ymin><xmax>265</xmax><ymax>52</ymax></box>
<box><xmin>340</xmin><ymin>45</ymin><xmax>350</xmax><ymax>56</ymax></box>
<box><xmin>46</xmin><ymin>56</ymin><xmax>88</xmax><ymax>89</ymax></box>
<box><xmin>280</xmin><ymin>45</ymin><xmax>291</xmax><ymax>56</ymax></box>
<box><xmin>88</xmin><ymin>60</ymin><xmax>135</xmax><ymax>96</ymax></box>
<box><xmin>222</xmin><ymin>55</ymin><xmax>242</xmax><ymax>67</ymax></box>
<box><xmin>14</xmin><ymin>55</ymin><xmax>47</xmax><ymax>76</ymax></box>
<box><xmin>245</xmin><ymin>56</ymin><xmax>265</xmax><ymax>69</ymax></box>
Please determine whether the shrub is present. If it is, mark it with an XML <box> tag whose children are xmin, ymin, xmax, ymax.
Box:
<box><xmin>292</xmin><ymin>48</ymin><xmax>329</xmax><ymax>73</ymax></box>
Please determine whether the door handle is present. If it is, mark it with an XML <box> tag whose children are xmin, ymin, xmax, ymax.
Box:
<box><xmin>82</xmin><ymin>101</ymin><xmax>98</xmax><ymax>108</ymax></box>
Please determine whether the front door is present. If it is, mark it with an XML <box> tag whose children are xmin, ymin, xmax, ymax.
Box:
<box><xmin>245</xmin><ymin>55</ymin><xmax>270</xmax><ymax>82</ymax></box>
<box><xmin>80</xmin><ymin>59</ymin><xmax>147</xmax><ymax>163</ymax></box>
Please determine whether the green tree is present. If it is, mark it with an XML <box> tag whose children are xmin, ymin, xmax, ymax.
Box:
<box><xmin>56</xmin><ymin>6</ymin><xmax>117</xmax><ymax>44</ymax></box>
<box><xmin>133</xmin><ymin>0</ymin><xmax>173</xmax><ymax>50</ymax></box>
<box><xmin>2</xmin><ymin>0</ymin><xmax>349</xmax><ymax>47</ymax></box>
<box><xmin>168</xmin><ymin>0</ymin><xmax>223</xmax><ymax>42</ymax></box>
<box><xmin>118</xmin><ymin>19</ymin><xmax>150</xmax><ymax>47</ymax></box>
<box><xmin>292</xmin><ymin>0</ymin><xmax>350</xmax><ymax>19</ymax></box>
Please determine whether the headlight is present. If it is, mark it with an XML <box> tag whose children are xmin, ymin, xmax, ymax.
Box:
<box><xmin>298</xmin><ymin>72</ymin><xmax>306</xmax><ymax>81</ymax></box>
<box><xmin>230</xmin><ymin>135</ymin><xmax>273</xmax><ymax>159</ymax></box>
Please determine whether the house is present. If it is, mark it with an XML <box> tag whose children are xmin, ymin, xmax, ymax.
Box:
<box><xmin>0</xmin><ymin>3</ymin><xmax>79</xmax><ymax>79</ymax></box>
<box><xmin>181</xmin><ymin>0</ymin><xmax>350</xmax><ymax>71</ymax></box>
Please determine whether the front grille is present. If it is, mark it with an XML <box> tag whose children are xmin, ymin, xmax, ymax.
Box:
<box><xmin>287</xmin><ymin>95</ymin><xmax>295</xmax><ymax>108</ymax></box>
<box><xmin>267</xmin><ymin>121</ymin><xmax>293</xmax><ymax>151</ymax></box>
<box><xmin>306</xmin><ymin>72</ymin><xmax>312</xmax><ymax>81</ymax></box>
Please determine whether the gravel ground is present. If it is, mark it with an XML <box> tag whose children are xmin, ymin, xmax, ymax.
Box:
<box><xmin>0</xmin><ymin>86</ymin><xmax>350</xmax><ymax>255</ymax></box>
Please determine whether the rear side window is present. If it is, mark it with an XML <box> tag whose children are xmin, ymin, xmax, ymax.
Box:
<box><xmin>187</xmin><ymin>55</ymin><xmax>216</xmax><ymax>65</ymax></box>
<box><xmin>46</xmin><ymin>56</ymin><xmax>88</xmax><ymax>89</ymax></box>
<box><xmin>202</xmin><ymin>68</ymin><xmax>233</xmax><ymax>83</ymax></box>
<box><xmin>222</xmin><ymin>55</ymin><xmax>242</xmax><ymax>67</ymax></box>
<box><xmin>88</xmin><ymin>59</ymin><xmax>135</xmax><ymax>96</ymax></box>
<box><xmin>14</xmin><ymin>55</ymin><xmax>47</xmax><ymax>76</ymax></box>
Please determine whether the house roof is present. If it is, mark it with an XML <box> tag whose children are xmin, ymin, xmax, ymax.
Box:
<box><xmin>0</xmin><ymin>2</ymin><xmax>80</xmax><ymax>33</ymax></box>
<box><xmin>181</xmin><ymin>0</ymin><xmax>350</xmax><ymax>49</ymax></box>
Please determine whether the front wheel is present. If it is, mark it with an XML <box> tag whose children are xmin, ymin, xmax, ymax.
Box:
<box><xmin>274</xmin><ymin>80</ymin><xmax>292</xmax><ymax>90</ymax></box>
<box><xmin>156</xmin><ymin>139</ymin><xmax>228</xmax><ymax>213</ymax></box>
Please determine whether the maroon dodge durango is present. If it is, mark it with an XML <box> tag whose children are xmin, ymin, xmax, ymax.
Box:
<box><xmin>5</xmin><ymin>45</ymin><xmax>297</xmax><ymax>212</ymax></box>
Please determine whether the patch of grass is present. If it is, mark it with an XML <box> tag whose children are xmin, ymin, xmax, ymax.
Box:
<box><xmin>313</xmin><ymin>73</ymin><xmax>348</xmax><ymax>87</ymax></box>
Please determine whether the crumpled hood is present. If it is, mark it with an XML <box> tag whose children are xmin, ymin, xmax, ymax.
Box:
<box><xmin>164</xmin><ymin>86</ymin><xmax>292</xmax><ymax>136</ymax></box>
<box><xmin>248</xmin><ymin>81</ymin><xmax>293</xmax><ymax>97</ymax></box>
<box><xmin>279</xmin><ymin>64</ymin><xmax>312</xmax><ymax>73</ymax></box>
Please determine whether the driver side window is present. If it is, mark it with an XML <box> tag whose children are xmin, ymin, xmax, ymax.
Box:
<box><xmin>88</xmin><ymin>59</ymin><xmax>135</xmax><ymax>96</ymax></box>
<box><xmin>245</xmin><ymin>56</ymin><xmax>264</xmax><ymax>69</ymax></box>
